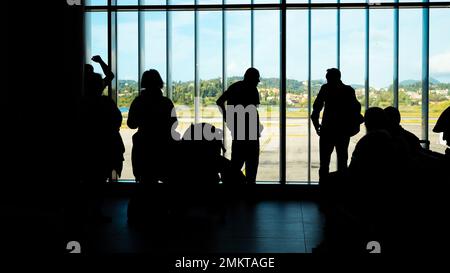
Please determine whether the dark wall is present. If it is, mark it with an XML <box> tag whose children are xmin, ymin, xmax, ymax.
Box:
<box><xmin>7</xmin><ymin>0</ymin><xmax>84</xmax><ymax>200</ymax></box>
<box><xmin>5</xmin><ymin>0</ymin><xmax>85</xmax><ymax>253</ymax></box>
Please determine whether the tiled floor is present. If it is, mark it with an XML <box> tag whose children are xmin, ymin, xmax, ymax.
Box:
<box><xmin>84</xmin><ymin>198</ymin><xmax>325</xmax><ymax>254</ymax></box>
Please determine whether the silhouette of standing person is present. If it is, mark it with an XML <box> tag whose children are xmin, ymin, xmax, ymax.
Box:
<box><xmin>311</xmin><ymin>68</ymin><xmax>362</xmax><ymax>180</ymax></box>
<box><xmin>216</xmin><ymin>68</ymin><xmax>263</xmax><ymax>184</ymax></box>
<box><xmin>80</xmin><ymin>56</ymin><xmax>124</xmax><ymax>222</ymax></box>
<box><xmin>127</xmin><ymin>69</ymin><xmax>178</xmax><ymax>184</ymax></box>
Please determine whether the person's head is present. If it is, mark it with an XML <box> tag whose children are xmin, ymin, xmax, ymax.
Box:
<box><xmin>141</xmin><ymin>69</ymin><xmax>164</xmax><ymax>91</ymax></box>
<box><xmin>433</xmin><ymin>106</ymin><xmax>450</xmax><ymax>146</ymax></box>
<box><xmin>364</xmin><ymin>107</ymin><xmax>389</xmax><ymax>133</ymax></box>
<box><xmin>85</xmin><ymin>72</ymin><xmax>104</xmax><ymax>96</ymax></box>
<box><xmin>325</xmin><ymin>68</ymin><xmax>341</xmax><ymax>85</ymax></box>
<box><xmin>384</xmin><ymin>106</ymin><xmax>401</xmax><ymax>133</ymax></box>
<box><xmin>85</xmin><ymin>64</ymin><xmax>94</xmax><ymax>75</ymax></box>
<box><xmin>243</xmin><ymin>68</ymin><xmax>260</xmax><ymax>87</ymax></box>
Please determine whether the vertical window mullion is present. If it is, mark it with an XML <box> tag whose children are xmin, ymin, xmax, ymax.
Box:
<box><xmin>222</xmin><ymin>0</ymin><xmax>228</xmax><ymax>157</ymax></box>
<box><xmin>422</xmin><ymin>0</ymin><xmax>430</xmax><ymax>147</ymax></box>
<box><xmin>195</xmin><ymin>1</ymin><xmax>200</xmax><ymax>124</ymax></box>
<box><xmin>166</xmin><ymin>0</ymin><xmax>172</xmax><ymax>99</ymax></box>
<box><xmin>138</xmin><ymin>0</ymin><xmax>145</xmax><ymax>91</ymax></box>
<box><xmin>108</xmin><ymin>0</ymin><xmax>118</xmax><ymax>104</ymax></box>
<box><xmin>84</xmin><ymin>11</ymin><xmax>92</xmax><ymax>97</ymax></box>
<box><xmin>394</xmin><ymin>1</ymin><xmax>399</xmax><ymax>108</ymax></box>
<box><xmin>280</xmin><ymin>0</ymin><xmax>287</xmax><ymax>185</ymax></box>
<box><xmin>85</xmin><ymin>12</ymin><xmax>92</xmax><ymax>65</ymax></box>
<box><xmin>251</xmin><ymin>0</ymin><xmax>254</xmax><ymax>68</ymax></box>
<box><xmin>307</xmin><ymin>0</ymin><xmax>312</xmax><ymax>184</ymax></box>
<box><xmin>337</xmin><ymin>0</ymin><xmax>340</xmax><ymax>70</ymax></box>
<box><xmin>365</xmin><ymin>2</ymin><xmax>369</xmax><ymax>110</ymax></box>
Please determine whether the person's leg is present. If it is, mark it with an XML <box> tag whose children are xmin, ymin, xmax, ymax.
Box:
<box><xmin>335</xmin><ymin>136</ymin><xmax>350</xmax><ymax>173</ymax></box>
<box><xmin>319</xmin><ymin>134</ymin><xmax>335</xmax><ymax>179</ymax></box>
<box><xmin>245</xmin><ymin>141</ymin><xmax>260</xmax><ymax>184</ymax></box>
<box><xmin>231</xmin><ymin>141</ymin><xmax>246</xmax><ymax>174</ymax></box>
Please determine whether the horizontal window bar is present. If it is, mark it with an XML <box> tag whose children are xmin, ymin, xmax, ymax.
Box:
<box><xmin>86</xmin><ymin>3</ymin><xmax>450</xmax><ymax>12</ymax></box>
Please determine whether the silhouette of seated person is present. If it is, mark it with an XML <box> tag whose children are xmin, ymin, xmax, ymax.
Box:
<box><xmin>427</xmin><ymin>106</ymin><xmax>450</xmax><ymax>249</ymax></box>
<box><xmin>164</xmin><ymin>123</ymin><xmax>245</xmax><ymax>217</ymax></box>
<box><xmin>127</xmin><ymin>69</ymin><xmax>178</xmax><ymax>184</ymax></box>
<box><xmin>80</xmin><ymin>56</ymin><xmax>124</xmax><ymax>222</ymax></box>
<box><xmin>169</xmin><ymin>123</ymin><xmax>246</xmax><ymax>188</ymax></box>
<box><xmin>384</xmin><ymin>106</ymin><xmax>422</xmax><ymax>156</ymax></box>
<box><xmin>319</xmin><ymin>107</ymin><xmax>410</xmax><ymax>253</ymax></box>
<box><xmin>384</xmin><ymin>106</ymin><xmax>445</xmax><ymax>188</ymax></box>
<box><xmin>433</xmin><ymin>106</ymin><xmax>450</xmax><ymax>158</ymax></box>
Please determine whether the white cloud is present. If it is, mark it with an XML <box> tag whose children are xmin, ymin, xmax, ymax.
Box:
<box><xmin>430</xmin><ymin>51</ymin><xmax>450</xmax><ymax>75</ymax></box>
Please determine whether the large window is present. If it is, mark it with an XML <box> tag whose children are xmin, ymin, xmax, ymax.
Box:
<box><xmin>85</xmin><ymin>2</ymin><xmax>450</xmax><ymax>184</ymax></box>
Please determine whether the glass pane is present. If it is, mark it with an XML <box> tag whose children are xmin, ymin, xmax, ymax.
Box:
<box><xmin>310</xmin><ymin>9</ymin><xmax>338</xmax><ymax>182</ymax></box>
<box><xmin>117</xmin><ymin>0</ymin><xmax>138</xmax><ymax>5</ymax></box>
<box><xmin>225</xmin><ymin>10</ymin><xmax>251</xmax><ymax>159</ymax></box>
<box><xmin>311</xmin><ymin>0</ymin><xmax>336</xmax><ymax>3</ymax></box>
<box><xmin>286</xmin><ymin>9</ymin><xmax>308</xmax><ymax>183</ymax></box>
<box><xmin>171</xmin><ymin>0</ymin><xmax>194</xmax><ymax>4</ymax></box>
<box><xmin>254</xmin><ymin>9</ymin><xmax>280</xmax><ymax>182</ymax></box>
<box><xmin>86</xmin><ymin>0</ymin><xmax>107</xmax><ymax>6</ymax></box>
<box><xmin>340</xmin><ymin>9</ymin><xmax>366</xmax><ymax>173</ymax></box>
<box><xmin>226</xmin><ymin>0</ymin><xmax>250</xmax><ymax>4</ymax></box>
<box><xmin>118</xmin><ymin>12</ymin><xmax>139</xmax><ymax>180</ymax></box>
<box><xmin>429</xmin><ymin>8</ymin><xmax>450</xmax><ymax>154</ymax></box>
<box><xmin>198</xmin><ymin>0</ymin><xmax>222</xmax><ymax>3</ymax></box>
<box><xmin>171</xmin><ymin>11</ymin><xmax>195</xmax><ymax>136</ymax></box>
<box><xmin>143</xmin><ymin>0</ymin><xmax>166</xmax><ymax>4</ymax></box>
<box><xmin>369</xmin><ymin>9</ymin><xmax>394</xmax><ymax>108</ymax></box>
<box><xmin>144</xmin><ymin>11</ymin><xmax>167</xmax><ymax>83</ymax></box>
<box><xmin>254</xmin><ymin>0</ymin><xmax>280</xmax><ymax>3</ymax></box>
<box><xmin>85</xmin><ymin>12</ymin><xmax>108</xmax><ymax>75</ymax></box>
<box><xmin>198</xmin><ymin>11</ymin><xmax>224</xmax><ymax>135</ymax></box>
<box><xmin>399</xmin><ymin>9</ymin><xmax>422</xmax><ymax>145</ymax></box>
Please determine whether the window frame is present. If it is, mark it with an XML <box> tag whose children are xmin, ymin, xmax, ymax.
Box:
<box><xmin>85</xmin><ymin>0</ymin><xmax>449</xmax><ymax>184</ymax></box>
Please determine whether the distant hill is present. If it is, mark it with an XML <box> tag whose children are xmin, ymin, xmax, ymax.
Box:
<box><xmin>400</xmin><ymin>78</ymin><xmax>441</xmax><ymax>86</ymax></box>
<box><xmin>117</xmin><ymin>77</ymin><xmax>446</xmax><ymax>94</ymax></box>
<box><xmin>350</xmin><ymin>84</ymin><xmax>365</xmax><ymax>89</ymax></box>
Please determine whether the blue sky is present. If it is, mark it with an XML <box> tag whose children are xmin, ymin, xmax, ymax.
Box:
<box><xmin>86</xmin><ymin>6</ymin><xmax>450</xmax><ymax>88</ymax></box>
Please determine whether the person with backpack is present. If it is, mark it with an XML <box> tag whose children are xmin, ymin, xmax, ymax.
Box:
<box><xmin>311</xmin><ymin>68</ymin><xmax>363</xmax><ymax>181</ymax></box>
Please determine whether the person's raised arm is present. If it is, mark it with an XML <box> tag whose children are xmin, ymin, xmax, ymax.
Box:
<box><xmin>92</xmin><ymin>55</ymin><xmax>115</xmax><ymax>86</ymax></box>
